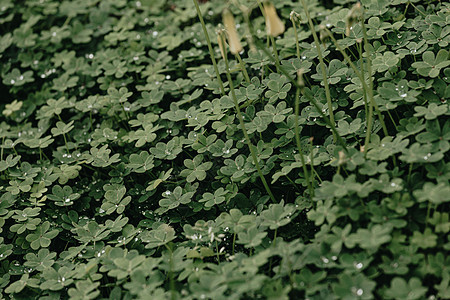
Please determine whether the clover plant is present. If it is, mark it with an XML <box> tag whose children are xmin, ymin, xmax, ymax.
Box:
<box><xmin>0</xmin><ymin>0</ymin><xmax>449</xmax><ymax>299</ymax></box>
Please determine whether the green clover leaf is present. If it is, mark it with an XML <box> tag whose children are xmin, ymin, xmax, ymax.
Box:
<box><xmin>25</xmin><ymin>221</ymin><xmax>59</xmax><ymax>250</ymax></box>
<box><xmin>141</xmin><ymin>224</ymin><xmax>176</xmax><ymax>249</ymax></box>
<box><xmin>412</xmin><ymin>50</ymin><xmax>450</xmax><ymax>78</ymax></box>
<box><xmin>384</xmin><ymin>277</ymin><xmax>427</xmax><ymax>299</ymax></box>
<box><xmin>372</xmin><ymin>51</ymin><xmax>399</xmax><ymax>73</ymax></box>
<box><xmin>180</xmin><ymin>154</ymin><xmax>213</xmax><ymax>182</ymax></box>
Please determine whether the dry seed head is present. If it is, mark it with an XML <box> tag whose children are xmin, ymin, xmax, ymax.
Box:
<box><xmin>222</xmin><ymin>9</ymin><xmax>243</xmax><ymax>55</ymax></box>
<box><xmin>319</xmin><ymin>24</ymin><xmax>330</xmax><ymax>42</ymax></box>
<box><xmin>346</xmin><ymin>2</ymin><xmax>362</xmax><ymax>36</ymax></box>
<box><xmin>290</xmin><ymin>11</ymin><xmax>300</xmax><ymax>23</ymax></box>
<box><xmin>264</xmin><ymin>2</ymin><xmax>285</xmax><ymax>37</ymax></box>
<box><xmin>216</xmin><ymin>28</ymin><xmax>226</xmax><ymax>59</ymax></box>
<box><xmin>338</xmin><ymin>151</ymin><xmax>346</xmax><ymax>165</ymax></box>
<box><xmin>297</xmin><ymin>68</ymin><xmax>305</xmax><ymax>88</ymax></box>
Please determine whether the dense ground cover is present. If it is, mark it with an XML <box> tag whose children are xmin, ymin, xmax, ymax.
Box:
<box><xmin>0</xmin><ymin>0</ymin><xmax>449</xmax><ymax>298</ymax></box>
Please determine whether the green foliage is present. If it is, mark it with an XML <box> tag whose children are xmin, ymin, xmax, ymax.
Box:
<box><xmin>0</xmin><ymin>0</ymin><xmax>449</xmax><ymax>299</ymax></box>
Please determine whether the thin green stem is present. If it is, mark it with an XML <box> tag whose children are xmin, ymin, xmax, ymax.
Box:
<box><xmin>409</xmin><ymin>2</ymin><xmax>427</xmax><ymax>17</ymax></box>
<box><xmin>361</xmin><ymin>17</ymin><xmax>389</xmax><ymax>153</ymax></box>
<box><xmin>300</xmin><ymin>0</ymin><xmax>336</xmax><ymax>142</ymax></box>
<box><xmin>407</xmin><ymin>163</ymin><xmax>413</xmax><ymax>184</ymax></box>
<box><xmin>220</xmin><ymin>33</ymin><xmax>276</xmax><ymax>204</ymax></box>
<box><xmin>255</xmin><ymin>0</ymin><xmax>270</xmax><ymax>48</ymax></box>
<box><xmin>324</xmin><ymin>27</ymin><xmax>388</xmax><ymax>151</ymax></box>
<box><xmin>89</xmin><ymin>111</ymin><xmax>93</xmax><ymax>130</ymax></box>
<box><xmin>295</xmin><ymin>88</ymin><xmax>313</xmax><ymax>198</ymax></box>
<box><xmin>425</xmin><ymin>202</ymin><xmax>432</xmax><ymax>229</ymax></box>
<box><xmin>0</xmin><ymin>136</ymin><xmax>4</xmax><ymax>161</ymax></box>
<box><xmin>165</xmin><ymin>244</ymin><xmax>176</xmax><ymax>300</ymax></box>
<box><xmin>193</xmin><ymin>0</ymin><xmax>225</xmax><ymax>95</ymax></box>
<box><xmin>242</xmin><ymin>8</ymin><xmax>348</xmax><ymax>153</ymax></box>
<box><xmin>291</xmin><ymin>14</ymin><xmax>301</xmax><ymax>60</ymax></box>
<box><xmin>120</xmin><ymin>103</ymin><xmax>130</xmax><ymax>121</ymax></box>
<box><xmin>358</xmin><ymin>41</ymin><xmax>368</xmax><ymax>118</ymax></box>
<box><xmin>285</xmin><ymin>175</ymin><xmax>301</xmax><ymax>192</ymax></box>
<box><xmin>402</xmin><ymin>3</ymin><xmax>410</xmax><ymax>20</ymax></box>
<box><xmin>232</xmin><ymin>233</ymin><xmax>236</xmax><ymax>256</ymax></box>
<box><xmin>309</xmin><ymin>137</ymin><xmax>315</xmax><ymax>193</ymax></box>
<box><xmin>386</xmin><ymin>110</ymin><xmax>398</xmax><ymax>130</ymax></box>
<box><xmin>313</xmin><ymin>168</ymin><xmax>323</xmax><ymax>184</ymax></box>
<box><xmin>235</xmin><ymin>52</ymin><xmax>250</xmax><ymax>84</ymax></box>
<box><xmin>270</xmin><ymin>36</ymin><xmax>281</xmax><ymax>72</ymax></box>
<box><xmin>215</xmin><ymin>240</ymin><xmax>220</xmax><ymax>263</ymax></box>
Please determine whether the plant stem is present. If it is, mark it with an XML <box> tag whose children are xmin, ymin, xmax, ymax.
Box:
<box><xmin>324</xmin><ymin>27</ymin><xmax>388</xmax><ymax>152</ymax></box>
<box><xmin>300</xmin><ymin>0</ymin><xmax>336</xmax><ymax>142</ymax></box>
<box><xmin>242</xmin><ymin>9</ymin><xmax>348</xmax><ymax>153</ymax></box>
<box><xmin>358</xmin><ymin>41</ymin><xmax>369</xmax><ymax>118</ymax></box>
<box><xmin>273</xmin><ymin>228</ymin><xmax>277</xmax><ymax>247</ymax></box>
<box><xmin>220</xmin><ymin>33</ymin><xmax>277</xmax><ymax>204</ymax></box>
<box><xmin>193</xmin><ymin>0</ymin><xmax>225</xmax><ymax>95</ymax></box>
<box><xmin>295</xmin><ymin>88</ymin><xmax>313</xmax><ymax>198</ymax></box>
<box><xmin>89</xmin><ymin>111</ymin><xmax>93</xmax><ymax>130</ymax></box>
<box><xmin>0</xmin><ymin>136</ymin><xmax>4</xmax><ymax>161</ymax></box>
<box><xmin>215</xmin><ymin>240</ymin><xmax>220</xmax><ymax>263</ymax></box>
<box><xmin>165</xmin><ymin>244</ymin><xmax>176</xmax><ymax>300</ymax></box>
<box><xmin>360</xmin><ymin>16</ymin><xmax>389</xmax><ymax>153</ymax></box>
<box><xmin>291</xmin><ymin>14</ymin><xmax>301</xmax><ymax>60</ymax></box>
<box><xmin>235</xmin><ymin>52</ymin><xmax>251</xmax><ymax>84</ymax></box>
<box><xmin>232</xmin><ymin>232</ymin><xmax>236</xmax><ymax>255</ymax></box>
<box><xmin>255</xmin><ymin>0</ymin><xmax>270</xmax><ymax>48</ymax></box>
<box><xmin>309</xmin><ymin>137</ymin><xmax>315</xmax><ymax>194</ymax></box>
<box><xmin>270</xmin><ymin>36</ymin><xmax>281</xmax><ymax>72</ymax></box>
